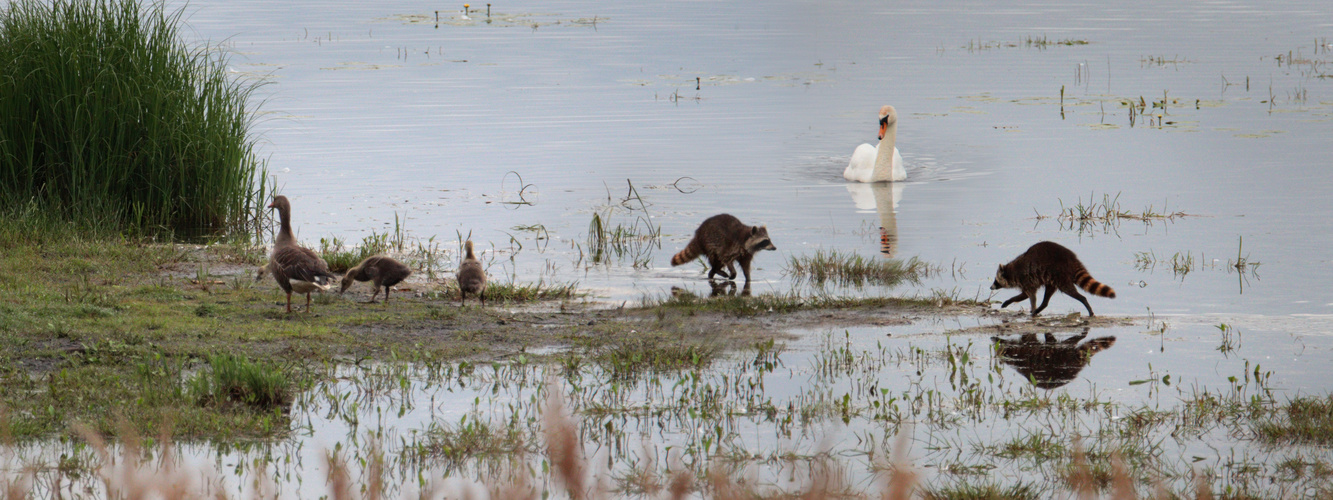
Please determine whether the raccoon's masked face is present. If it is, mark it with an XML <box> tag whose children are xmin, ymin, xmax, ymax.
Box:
<box><xmin>747</xmin><ymin>226</ymin><xmax>777</xmax><ymax>253</ymax></box>
<box><xmin>990</xmin><ymin>264</ymin><xmax>1010</xmax><ymax>290</ymax></box>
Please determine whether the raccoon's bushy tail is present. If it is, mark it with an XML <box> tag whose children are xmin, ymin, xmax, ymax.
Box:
<box><xmin>1074</xmin><ymin>269</ymin><xmax>1116</xmax><ymax>298</ymax></box>
<box><xmin>670</xmin><ymin>239</ymin><xmax>704</xmax><ymax>267</ymax></box>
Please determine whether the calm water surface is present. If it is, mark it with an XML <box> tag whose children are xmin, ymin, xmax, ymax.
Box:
<box><xmin>183</xmin><ymin>0</ymin><xmax>1333</xmax><ymax>316</ymax></box>
<box><xmin>49</xmin><ymin>0</ymin><xmax>1333</xmax><ymax>495</ymax></box>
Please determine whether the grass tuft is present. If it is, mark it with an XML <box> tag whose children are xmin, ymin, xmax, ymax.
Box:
<box><xmin>189</xmin><ymin>354</ymin><xmax>293</xmax><ymax>411</ymax></box>
<box><xmin>403</xmin><ymin>416</ymin><xmax>531</xmax><ymax>471</ymax></box>
<box><xmin>590</xmin><ymin>335</ymin><xmax>719</xmax><ymax>378</ymax></box>
<box><xmin>434</xmin><ymin>279</ymin><xmax>582</xmax><ymax>303</ymax></box>
<box><xmin>923</xmin><ymin>481</ymin><xmax>1040</xmax><ymax>500</ymax></box>
<box><xmin>319</xmin><ymin>233</ymin><xmax>393</xmax><ymax>273</ymax></box>
<box><xmin>0</xmin><ymin>0</ymin><xmax>268</xmax><ymax>237</ymax></box>
<box><xmin>1255</xmin><ymin>395</ymin><xmax>1333</xmax><ymax>445</ymax></box>
<box><xmin>785</xmin><ymin>250</ymin><xmax>935</xmax><ymax>288</ymax></box>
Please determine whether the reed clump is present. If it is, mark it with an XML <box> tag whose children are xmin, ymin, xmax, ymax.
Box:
<box><xmin>785</xmin><ymin>249</ymin><xmax>935</xmax><ymax>288</ymax></box>
<box><xmin>0</xmin><ymin>0</ymin><xmax>267</xmax><ymax>237</ymax></box>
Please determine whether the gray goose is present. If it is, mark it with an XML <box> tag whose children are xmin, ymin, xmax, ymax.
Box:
<box><xmin>340</xmin><ymin>255</ymin><xmax>412</xmax><ymax>303</ymax></box>
<box><xmin>264</xmin><ymin>196</ymin><xmax>335</xmax><ymax>313</ymax></box>
<box><xmin>456</xmin><ymin>240</ymin><xmax>486</xmax><ymax>306</ymax></box>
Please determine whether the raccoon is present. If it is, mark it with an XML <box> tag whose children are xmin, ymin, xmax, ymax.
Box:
<box><xmin>456</xmin><ymin>240</ymin><xmax>487</xmax><ymax>306</ymax></box>
<box><xmin>670</xmin><ymin>214</ymin><xmax>776</xmax><ymax>283</ymax></box>
<box><xmin>990</xmin><ymin>241</ymin><xmax>1116</xmax><ymax>317</ymax></box>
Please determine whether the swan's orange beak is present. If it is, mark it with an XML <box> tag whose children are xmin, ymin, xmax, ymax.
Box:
<box><xmin>878</xmin><ymin>120</ymin><xmax>887</xmax><ymax>141</ymax></box>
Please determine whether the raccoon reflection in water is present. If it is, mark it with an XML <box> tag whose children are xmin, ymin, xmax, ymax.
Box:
<box><xmin>992</xmin><ymin>328</ymin><xmax>1117</xmax><ymax>389</ymax></box>
<box><xmin>845</xmin><ymin>181</ymin><xmax>903</xmax><ymax>258</ymax></box>
<box><xmin>709</xmin><ymin>279</ymin><xmax>750</xmax><ymax>297</ymax></box>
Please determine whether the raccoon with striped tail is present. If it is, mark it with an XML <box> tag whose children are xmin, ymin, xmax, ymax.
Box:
<box><xmin>456</xmin><ymin>240</ymin><xmax>487</xmax><ymax>306</ymax></box>
<box><xmin>670</xmin><ymin>214</ymin><xmax>776</xmax><ymax>284</ymax></box>
<box><xmin>990</xmin><ymin>241</ymin><xmax>1116</xmax><ymax>317</ymax></box>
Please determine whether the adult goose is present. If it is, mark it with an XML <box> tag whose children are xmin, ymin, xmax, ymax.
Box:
<box><xmin>340</xmin><ymin>255</ymin><xmax>412</xmax><ymax>304</ymax></box>
<box><xmin>264</xmin><ymin>196</ymin><xmax>334</xmax><ymax>313</ymax></box>
<box><xmin>843</xmin><ymin>105</ymin><xmax>905</xmax><ymax>183</ymax></box>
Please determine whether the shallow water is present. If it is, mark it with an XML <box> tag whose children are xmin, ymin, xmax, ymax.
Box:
<box><xmin>31</xmin><ymin>0</ymin><xmax>1331</xmax><ymax>495</ymax></box>
<box><xmin>19</xmin><ymin>316</ymin><xmax>1329</xmax><ymax>496</ymax></box>
<box><xmin>178</xmin><ymin>0</ymin><xmax>1333</xmax><ymax>316</ymax></box>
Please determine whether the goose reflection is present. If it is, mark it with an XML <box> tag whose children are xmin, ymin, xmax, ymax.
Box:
<box><xmin>991</xmin><ymin>328</ymin><xmax>1116</xmax><ymax>389</ymax></box>
<box><xmin>845</xmin><ymin>182</ymin><xmax>903</xmax><ymax>257</ymax></box>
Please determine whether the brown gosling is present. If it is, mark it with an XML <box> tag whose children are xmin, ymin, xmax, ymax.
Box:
<box><xmin>265</xmin><ymin>196</ymin><xmax>335</xmax><ymax>313</ymax></box>
<box><xmin>456</xmin><ymin>240</ymin><xmax>486</xmax><ymax>306</ymax></box>
<box><xmin>340</xmin><ymin>255</ymin><xmax>412</xmax><ymax>304</ymax></box>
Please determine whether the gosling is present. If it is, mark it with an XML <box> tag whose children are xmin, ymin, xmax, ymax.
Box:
<box><xmin>340</xmin><ymin>255</ymin><xmax>412</xmax><ymax>304</ymax></box>
<box><xmin>456</xmin><ymin>240</ymin><xmax>486</xmax><ymax>306</ymax></box>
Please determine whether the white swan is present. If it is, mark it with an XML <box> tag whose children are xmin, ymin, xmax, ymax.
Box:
<box><xmin>843</xmin><ymin>105</ymin><xmax>905</xmax><ymax>182</ymax></box>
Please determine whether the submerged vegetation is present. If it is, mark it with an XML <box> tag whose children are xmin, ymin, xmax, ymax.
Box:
<box><xmin>4</xmin><ymin>328</ymin><xmax>1327</xmax><ymax>497</ymax></box>
<box><xmin>583</xmin><ymin>180</ymin><xmax>662</xmax><ymax>267</ymax></box>
<box><xmin>0</xmin><ymin>0</ymin><xmax>267</xmax><ymax>237</ymax></box>
<box><xmin>965</xmin><ymin>35</ymin><xmax>1090</xmax><ymax>52</ymax></box>
<box><xmin>785</xmin><ymin>250</ymin><xmax>936</xmax><ymax>288</ymax></box>
<box><xmin>1034</xmin><ymin>191</ymin><xmax>1192</xmax><ymax>236</ymax></box>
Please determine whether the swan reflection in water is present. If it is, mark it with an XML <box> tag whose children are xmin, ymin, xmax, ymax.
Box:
<box><xmin>991</xmin><ymin>328</ymin><xmax>1117</xmax><ymax>389</ymax></box>
<box><xmin>845</xmin><ymin>182</ymin><xmax>903</xmax><ymax>258</ymax></box>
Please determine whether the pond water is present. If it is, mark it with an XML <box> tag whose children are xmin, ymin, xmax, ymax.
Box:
<box><xmin>29</xmin><ymin>0</ymin><xmax>1333</xmax><ymax>496</ymax></box>
<box><xmin>182</xmin><ymin>0</ymin><xmax>1333</xmax><ymax>316</ymax></box>
<box><xmin>17</xmin><ymin>316</ymin><xmax>1330</xmax><ymax>497</ymax></box>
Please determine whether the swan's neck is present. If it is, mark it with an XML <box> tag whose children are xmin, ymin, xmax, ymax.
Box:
<box><xmin>874</xmin><ymin>121</ymin><xmax>897</xmax><ymax>173</ymax></box>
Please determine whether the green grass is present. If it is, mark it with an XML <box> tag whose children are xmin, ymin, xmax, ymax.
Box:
<box><xmin>189</xmin><ymin>354</ymin><xmax>295</xmax><ymax>411</ymax></box>
<box><xmin>587</xmin><ymin>334</ymin><xmax>719</xmax><ymax>378</ymax></box>
<box><xmin>583</xmin><ymin>180</ymin><xmax>661</xmax><ymax>267</ymax></box>
<box><xmin>402</xmin><ymin>415</ymin><xmax>532</xmax><ymax>471</ymax></box>
<box><xmin>432</xmin><ymin>279</ymin><xmax>582</xmax><ymax>303</ymax></box>
<box><xmin>1255</xmin><ymin>395</ymin><xmax>1333</xmax><ymax>445</ymax></box>
<box><xmin>319</xmin><ymin>233</ymin><xmax>393</xmax><ymax>273</ymax></box>
<box><xmin>924</xmin><ymin>481</ymin><xmax>1041</xmax><ymax>500</ymax></box>
<box><xmin>0</xmin><ymin>354</ymin><xmax>292</xmax><ymax>440</ymax></box>
<box><xmin>0</xmin><ymin>216</ymin><xmax>622</xmax><ymax>439</ymax></box>
<box><xmin>644</xmin><ymin>289</ymin><xmax>972</xmax><ymax>316</ymax></box>
<box><xmin>785</xmin><ymin>250</ymin><xmax>934</xmax><ymax>288</ymax></box>
<box><xmin>0</xmin><ymin>0</ymin><xmax>267</xmax><ymax>237</ymax></box>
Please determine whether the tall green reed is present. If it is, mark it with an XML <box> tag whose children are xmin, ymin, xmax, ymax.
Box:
<box><xmin>0</xmin><ymin>0</ymin><xmax>268</xmax><ymax>238</ymax></box>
